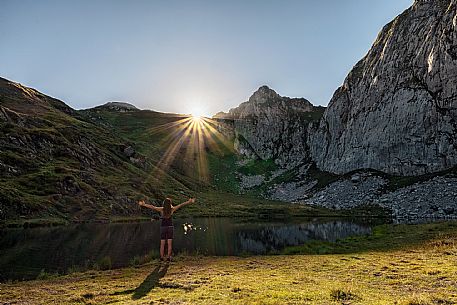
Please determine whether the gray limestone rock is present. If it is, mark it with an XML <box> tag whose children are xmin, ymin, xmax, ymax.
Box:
<box><xmin>310</xmin><ymin>0</ymin><xmax>457</xmax><ymax>176</ymax></box>
<box><xmin>239</xmin><ymin>174</ymin><xmax>265</xmax><ymax>190</ymax></box>
<box><xmin>306</xmin><ymin>174</ymin><xmax>388</xmax><ymax>209</ymax></box>
<box><xmin>268</xmin><ymin>180</ymin><xmax>318</xmax><ymax>202</ymax></box>
<box><xmin>223</xmin><ymin>86</ymin><xmax>325</xmax><ymax>168</ymax></box>
<box><xmin>376</xmin><ymin>176</ymin><xmax>457</xmax><ymax>219</ymax></box>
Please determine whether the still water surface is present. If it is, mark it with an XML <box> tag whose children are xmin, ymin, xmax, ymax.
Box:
<box><xmin>0</xmin><ymin>217</ymin><xmax>377</xmax><ymax>280</ymax></box>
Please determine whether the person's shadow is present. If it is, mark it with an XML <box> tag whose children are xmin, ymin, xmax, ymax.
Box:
<box><xmin>131</xmin><ymin>263</ymin><xmax>169</xmax><ymax>300</ymax></box>
<box><xmin>112</xmin><ymin>262</ymin><xmax>169</xmax><ymax>300</ymax></box>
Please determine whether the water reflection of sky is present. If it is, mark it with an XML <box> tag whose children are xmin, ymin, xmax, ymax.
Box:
<box><xmin>0</xmin><ymin>218</ymin><xmax>373</xmax><ymax>280</ymax></box>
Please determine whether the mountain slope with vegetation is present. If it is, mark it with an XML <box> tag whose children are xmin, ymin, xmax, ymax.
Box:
<box><xmin>0</xmin><ymin>77</ymin><xmax>197</xmax><ymax>221</ymax></box>
<box><xmin>0</xmin><ymin>77</ymin><xmax>334</xmax><ymax>222</ymax></box>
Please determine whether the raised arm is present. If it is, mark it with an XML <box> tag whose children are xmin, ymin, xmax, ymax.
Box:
<box><xmin>138</xmin><ymin>200</ymin><xmax>162</xmax><ymax>212</ymax></box>
<box><xmin>172</xmin><ymin>198</ymin><xmax>195</xmax><ymax>212</ymax></box>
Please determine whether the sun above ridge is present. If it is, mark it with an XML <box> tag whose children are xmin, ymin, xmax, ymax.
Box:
<box><xmin>191</xmin><ymin>108</ymin><xmax>206</xmax><ymax>118</ymax></box>
<box><xmin>150</xmin><ymin>107</ymin><xmax>234</xmax><ymax>183</ymax></box>
<box><xmin>190</xmin><ymin>108</ymin><xmax>206</xmax><ymax>122</ymax></box>
<box><xmin>191</xmin><ymin>114</ymin><xmax>202</xmax><ymax>122</ymax></box>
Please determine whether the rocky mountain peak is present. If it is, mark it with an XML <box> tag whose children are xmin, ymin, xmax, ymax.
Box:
<box><xmin>248</xmin><ymin>85</ymin><xmax>280</xmax><ymax>103</ymax></box>
<box><xmin>222</xmin><ymin>85</ymin><xmax>325</xmax><ymax>168</ymax></box>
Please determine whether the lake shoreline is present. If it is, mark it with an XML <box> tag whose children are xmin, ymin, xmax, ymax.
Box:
<box><xmin>1</xmin><ymin>202</ymin><xmax>393</xmax><ymax>229</ymax></box>
<box><xmin>2</xmin><ymin>221</ymin><xmax>456</xmax><ymax>304</ymax></box>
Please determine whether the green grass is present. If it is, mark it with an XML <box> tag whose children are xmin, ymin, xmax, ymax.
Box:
<box><xmin>283</xmin><ymin>221</ymin><xmax>457</xmax><ymax>255</ymax></box>
<box><xmin>239</xmin><ymin>162</ymin><xmax>342</xmax><ymax>199</ymax></box>
<box><xmin>207</xmin><ymin>152</ymin><xmax>240</xmax><ymax>193</ymax></box>
<box><xmin>237</xmin><ymin>159</ymin><xmax>278</xmax><ymax>177</ymax></box>
<box><xmin>2</xmin><ymin>222</ymin><xmax>456</xmax><ymax>304</ymax></box>
<box><xmin>2</xmin><ymin>217</ymin><xmax>69</xmax><ymax>228</ymax></box>
<box><xmin>159</xmin><ymin>191</ymin><xmax>345</xmax><ymax>219</ymax></box>
<box><xmin>2</xmin><ymin>81</ymin><xmax>208</xmax><ymax>221</ymax></box>
<box><xmin>0</xmin><ymin>189</ymin><xmax>360</xmax><ymax>228</ymax></box>
<box><xmin>0</xmin><ymin>104</ymin><xmax>206</xmax><ymax>221</ymax></box>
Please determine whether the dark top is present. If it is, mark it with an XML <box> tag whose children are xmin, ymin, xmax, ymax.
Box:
<box><xmin>160</xmin><ymin>215</ymin><xmax>173</xmax><ymax>227</ymax></box>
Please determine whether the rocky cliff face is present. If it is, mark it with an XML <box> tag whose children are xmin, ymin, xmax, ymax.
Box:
<box><xmin>217</xmin><ymin>86</ymin><xmax>325</xmax><ymax>168</ymax></box>
<box><xmin>310</xmin><ymin>0</ymin><xmax>457</xmax><ymax>176</ymax></box>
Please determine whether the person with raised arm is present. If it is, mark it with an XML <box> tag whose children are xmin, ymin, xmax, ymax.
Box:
<box><xmin>138</xmin><ymin>197</ymin><xmax>196</xmax><ymax>261</ymax></box>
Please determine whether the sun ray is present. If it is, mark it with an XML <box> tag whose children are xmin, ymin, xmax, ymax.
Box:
<box><xmin>146</xmin><ymin>117</ymin><xmax>192</xmax><ymax>135</ymax></box>
<box><xmin>152</xmin><ymin>119</ymin><xmax>194</xmax><ymax>177</ymax></box>
<box><xmin>158</xmin><ymin>122</ymin><xmax>189</xmax><ymax>147</ymax></box>
<box><xmin>147</xmin><ymin>113</ymin><xmax>236</xmax><ymax>184</ymax></box>
<box><xmin>200</xmin><ymin>120</ymin><xmax>224</xmax><ymax>155</ymax></box>
<box><xmin>195</xmin><ymin>119</ymin><xmax>209</xmax><ymax>182</ymax></box>
<box><xmin>200</xmin><ymin>118</ymin><xmax>234</xmax><ymax>152</ymax></box>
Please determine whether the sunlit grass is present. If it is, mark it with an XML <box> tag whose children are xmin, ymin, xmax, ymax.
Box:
<box><xmin>2</xmin><ymin>222</ymin><xmax>457</xmax><ymax>304</ymax></box>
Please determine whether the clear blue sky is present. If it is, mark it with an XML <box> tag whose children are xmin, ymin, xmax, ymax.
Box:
<box><xmin>1</xmin><ymin>0</ymin><xmax>413</xmax><ymax>116</ymax></box>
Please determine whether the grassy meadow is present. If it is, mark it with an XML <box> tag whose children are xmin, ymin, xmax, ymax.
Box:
<box><xmin>2</xmin><ymin>222</ymin><xmax>456</xmax><ymax>304</ymax></box>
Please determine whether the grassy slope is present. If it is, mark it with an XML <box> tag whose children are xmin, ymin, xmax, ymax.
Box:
<box><xmin>0</xmin><ymin>79</ymin><xmax>199</xmax><ymax>221</ymax></box>
<box><xmin>0</xmin><ymin>78</ymin><xmax>338</xmax><ymax>222</ymax></box>
<box><xmin>2</xmin><ymin>222</ymin><xmax>456</xmax><ymax>304</ymax></box>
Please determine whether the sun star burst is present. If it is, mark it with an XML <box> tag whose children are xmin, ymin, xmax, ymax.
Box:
<box><xmin>148</xmin><ymin>113</ymin><xmax>233</xmax><ymax>183</ymax></box>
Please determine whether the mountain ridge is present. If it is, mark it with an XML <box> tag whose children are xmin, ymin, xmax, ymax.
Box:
<box><xmin>214</xmin><ymin>86</ymin><xmax>325</xmax><ymax>168</ymax></box>
<box><xmin>2</xmin><ymin>0</ymin><xmax>457</xmax><ymax>221</ymax></box>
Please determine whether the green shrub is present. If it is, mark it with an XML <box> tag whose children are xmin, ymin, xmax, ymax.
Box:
<box><xmin>130</xmin><ymin>250</ymin><xmax>159</xmax><ymax>266</ymax></box>
<box><xmin>36</xmin><ymin>269</ymin><xmax>58</xmax><ymax>280</ymax></box>
<box><xmin>130</xmin><ymin>256</ymin><xmax>141</xmax><ymax>267</ymax></box>
<box><xmin>330</xmin><ymin>288</ymin><xmax>357</xmax><ymax>301</ymax></box>
<box><xmin>67</xmin><ymin>265</ymin><xmax>84</xmax><ymax>274</ymax></box>
<box><xmin>97</xmin><ymin>256</ymin><xmax>112</xmax><ymax>270</ymax></box>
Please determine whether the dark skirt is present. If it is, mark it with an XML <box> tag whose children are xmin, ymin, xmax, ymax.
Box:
<box><xmin>160</xmin><ymin>226</ymin><xmax>174</xmax><ymax>240</ymax></box>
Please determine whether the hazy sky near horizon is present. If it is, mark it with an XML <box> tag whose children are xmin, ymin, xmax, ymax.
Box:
<box><xmin>1</xmin><ymin>0</ymin><xmax>413</xmax><ymax>116</ymax></box>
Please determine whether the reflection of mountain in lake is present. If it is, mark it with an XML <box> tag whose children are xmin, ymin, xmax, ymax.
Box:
<box><xmin>237</xmin><ymin>221</ymin><xmax>372</xmax><ymax>254</ymax></box>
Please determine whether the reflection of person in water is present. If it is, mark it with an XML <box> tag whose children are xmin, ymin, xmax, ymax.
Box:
<box><xmin>138</xmin><ymin>197</ymin><xmax>196</xmax><ymax>261</ymax></box>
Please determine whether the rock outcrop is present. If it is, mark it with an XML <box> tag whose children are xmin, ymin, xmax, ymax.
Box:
<box><xmin>94</xmin><ymin>101</ymin><xmax>139</xmax><ymax>112</ymax></box>
<box><xmin>217</xmin><ymin>86</ymin><xmax>325</xmax><ymax>168</ymax></box>
<box><xmin>310</xmin><ymin>0</ymin><xmax>457</xmax><ymax>176</ymax></box>
<box><xmin>305</xmin><ymin>172</ymin><xmax>457</xmax><ymax>221</ymax></box>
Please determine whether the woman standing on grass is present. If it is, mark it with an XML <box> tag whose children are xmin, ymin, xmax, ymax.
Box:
<box><xmin>138</xmin><ymin>197</ymin><xmax>196</xmax><ymax>261</ymax></box>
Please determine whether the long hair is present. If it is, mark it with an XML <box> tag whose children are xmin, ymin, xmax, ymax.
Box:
<box><xmin>162</xmin><ymin>198</ymin><xmax>173</xmax><ymax>218</ymax></box>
